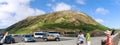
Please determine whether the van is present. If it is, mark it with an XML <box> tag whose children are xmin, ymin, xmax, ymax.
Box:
<box><xmin>48</xmin><ymin>32</ymin><xmax>60</xmax><ymax>37</ymax></box>
<box><xmin>34</xmin><ymin>32</ymin><xmax>46</xmax><ymax>38</ymax></box>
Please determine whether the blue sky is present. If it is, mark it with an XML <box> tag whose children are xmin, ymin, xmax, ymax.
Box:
<box><xmin>0</xmin><ymin>0</ymin><xmax>120</xmax><ymax>29</ymax></box>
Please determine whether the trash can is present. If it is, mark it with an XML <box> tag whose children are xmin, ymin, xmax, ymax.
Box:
<box><xmin>101</xmin><ymin>40</ymin><xmax>106</xmax><ymax>45</ymax></box>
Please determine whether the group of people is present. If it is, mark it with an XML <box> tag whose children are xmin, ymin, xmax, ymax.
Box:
<box><xmin>77</xmin><ymin>31</ymin><xmax>91</xmax><ymax>45</ymax></box>
<box><xmin>77</xmin><ymin>30</ymin><xmax>115</xmax><ymax>45</ymax></box>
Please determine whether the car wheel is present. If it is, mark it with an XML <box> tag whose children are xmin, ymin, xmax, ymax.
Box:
<box><xmin>10</xmin><ymin>41</ymin><xmax>13</xmax><ymax>44</ymax></box>
<box><xmin>56</xmin><ymin>38</ymin><xmax>60</xmax><ymax>41</ymax></box>
<box><xmin>12</xmin><ymin>39</ymin><xmax>15</xmax><ymax>43</ymax></box>
<box><xmin>7</xmin><ymin>41</ymin><xmax>11</xmax><ymax>44</ymax></box>
<box><xmin>44</xmin><ymin>38</ymin><xmax>47</xmax><ymax>41</ymax></box>
<box><xmin>22</xmin><ymin>39</ymin><xmax>25</xmax><ymax>42</ymax></box>
<box><xmin>22</xmin><ymin>39</ymin><xmax>24</xmax><ymax>41</ymax></box>
<box><xmin>6</xmin><ymin>40</ymin><xmax>11</xmax><ymax>44</ymax></box>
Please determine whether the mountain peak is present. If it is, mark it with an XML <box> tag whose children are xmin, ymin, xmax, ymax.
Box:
<box><xmin>6</xmin><ymin>10</ymin><xmax>109</xmax><ymax>34</ymax></box>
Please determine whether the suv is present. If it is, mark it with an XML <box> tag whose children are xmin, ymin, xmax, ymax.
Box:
<box><xmin>4</xmin><ymin>35</ymin><xmax>15</xmax><ymax>44</ymax></box>
<box><xmin>43</xmin><ymin>33</ymin><xmax>60</xmax><ymax>41</ymax></box>
<box><xmin>48</xmin><ymin>32</ymin><xmax>60</xmax><ymax>37</ymax></box>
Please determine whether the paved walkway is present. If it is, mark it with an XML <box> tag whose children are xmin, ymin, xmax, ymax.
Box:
<box><xmin>118</xmin><ymin>40</ymin><xmax>120</xmax><ymax>45</ymax></box>
<box><xmin>5</xmin><ymin>37</ymin><xmax>104</xmax><ymax>45</ymax></box>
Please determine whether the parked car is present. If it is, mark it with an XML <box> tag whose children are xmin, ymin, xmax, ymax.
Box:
<box><xmin>34</xmin><ymin>32</ymin><xmax>47</xmax><ymax>38</ymax></box>
<box><xmin>4</xmin><ymin>35</ymin><xmax>15</xmax><ymax>44</ymax></box>
<box><xmin>43</xmin><ymin>33</ymin><xmax>60</xmax><ymax>41</ymax></box>
<box><xmin>48</xmin><ymin>32</ymin><xmax>61</xmax><ymax>37</ymax></box>
<box><xmin>0</xmin><ymin>34</ymin><xmax>3</xmax><ymax>40</ymax></box>
<box><xmin>0</xmin><ymin>34</ymin><xmax>3</xmax><ymax>45</ymax></box>
<box><xmin>22</xmin><ymin>35</ymin><xmax>35</xmax><ymax>42</ymax></box>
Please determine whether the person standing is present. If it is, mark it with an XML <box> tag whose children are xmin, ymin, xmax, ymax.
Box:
<box><xmin>77</xmin><ymin>31</ymin><xmax>85</xmax><ymax>45</ymax></box>
<box><xmin>86</xmin><ymin>32</ymin><xmax>91</xmax><ymax>45</ymax></box>
<box><xmin>104</xmin><ymin>30</ymin><xmax>112</xmax><ymax>45</ymax></box>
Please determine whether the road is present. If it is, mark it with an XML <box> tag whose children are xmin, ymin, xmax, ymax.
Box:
<box><xmin>118</xmin><ymin>39</ymin><xmax>120</xmax><ymax>45</ymax></box>
<box><xmin>3</xmin><ymin>37</ymin><xmax>104</xmax><ymax>45</ymax></box>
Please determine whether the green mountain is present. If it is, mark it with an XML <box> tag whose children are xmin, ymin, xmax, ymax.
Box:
<box><xmin>6</xmin><ymin>10</ymin><xmax>110</xmax><ymax>34</ymax></box>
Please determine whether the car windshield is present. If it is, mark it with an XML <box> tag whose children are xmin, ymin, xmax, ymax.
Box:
<box><xmin>24</xmin><ymin>35</ymin><xmax>32</xmax><ymax>37</ymax></box>
<box><xmin>35</xmin><ymin>33</ymin><xmax>46</xmax><ymax>35</ymax></box>
<box><xmin>6</xmin><ymin>36</ymin><xmax>11</xmax><ymax>38</ymax></box>
<box><xmin>48</xmin><ymin>32</ymin><xmax>60</xmax><ymax>34</ymax></box>
<box><xmin>0</xmin><ymin>34</ymin><xmax>3</xmax><ymax>37</ymax></box>
<box><xmin>0</xmin><ymin>36</ymin><xmax>3</xmax><ymax>40</ymax></box>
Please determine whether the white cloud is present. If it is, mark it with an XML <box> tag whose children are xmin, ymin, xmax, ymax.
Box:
<box><xmin>95</xmin><ymin>19</ymin><xmax>104</xmax><ymax>23</ymax></box>
<box><xmin>35</xmin><ymin>9</ymin><xmax>45</xmax><ymax>15</ymax></box>
<box><xmin>115</xmin><ymin>0</ymin><xmax>120</xmax><ymax>5</ymax></box>
<box><xmin>0</xmin><ymin>0</ymin><xmax>45</xmax><ymax>28</ymax></box>
<box><xmin>53</xmin><ymin>2</ymin><xmax>72</xmax><ymax>11</ymax></box>
<box><xmin>0</xmin><ymin>12</ymin><xmax>10</xmax><ymax>20</ymax></box>
<box><xmin>76</xmin><ymin>0</ymin><xmax>86</xmax><ymax>5</ymax></box>
<box><xmin>47</xmin><ymin>3</ymin><xmax>52</xmax><ymax>7</ymax></box>
<box><xmin>52</xmin><ymin>0</ymin><xmax>56</xmax><ymax>2</ymax></box>
<box><xmin>96</xmin><ymin>8</ymin><xmax>109</xmax><ymax>15</ymax></box>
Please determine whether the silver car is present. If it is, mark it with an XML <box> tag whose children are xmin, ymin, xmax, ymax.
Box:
<box><xmin>22</xmin><ymin>35</ymin><xmax>35</xmax><ymax>42</ymax></box>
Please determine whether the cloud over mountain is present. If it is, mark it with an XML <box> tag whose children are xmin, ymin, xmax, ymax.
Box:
<box><xmin>0</xmin><ymin>0</ymin><xmax>45</xmax><ymax>28</ymax></box>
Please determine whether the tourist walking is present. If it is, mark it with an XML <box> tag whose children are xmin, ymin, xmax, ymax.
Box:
<box><xmin>77</xmin><ymin>31</ymin><xmax>85</xmax><ymax>45</ymax></box>
<box><xmin>86</xmin><ymin>31</ymin><xmax>91</xmax><ymax>45</ymax></box>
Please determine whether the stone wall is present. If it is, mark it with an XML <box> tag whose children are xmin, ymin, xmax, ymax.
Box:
<box><xmin>112</xmin><ymin>33</ymin><xmax>120</xmax><ymax>45</ymax></box>
<box><xmin>101</xmin><ymin>33</ymin><xmax>120</xmax><ymax>45</ymax></box>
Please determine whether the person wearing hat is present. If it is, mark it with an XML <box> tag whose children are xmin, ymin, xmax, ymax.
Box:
<box><xmin>104</xmin><ymin>30</ymin><xmax>112</xmax><ymax>45</ymax></box>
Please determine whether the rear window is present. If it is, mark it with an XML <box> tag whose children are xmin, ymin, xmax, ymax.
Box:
<box><xmin>35</xmin><ymin>33</ymin><xmax>46</xmax><ymax>35</ymax></box>
<box><xmin>48</xmin><ymin>32</ymin><xmax>60</xmax><ymax>34</ymax></box>
<box><xmin>0</xmin><ymin>34</ymin><xmax>3</xmax><ymax>36</ymax></box>
<box><xmin>64</xmin><ymin>32</ymin><xmax>75</xmax><ymax>34</ymax></box>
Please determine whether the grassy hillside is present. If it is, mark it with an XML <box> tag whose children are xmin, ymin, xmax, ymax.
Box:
<box><xmin>6</xmin><ymin>10</ymin><xmax>110</xmax><ymax>34</ymax></box>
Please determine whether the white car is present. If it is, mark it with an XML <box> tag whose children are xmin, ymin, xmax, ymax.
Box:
<box><xmin>34</xmin><ymin>32</ymin><xmax>46</xmax><ymax>38</ymax></box>
<box><xmin>48</xmin><ymin>32</ymin><xmax>61</xmax><ymax>37</ymax></box>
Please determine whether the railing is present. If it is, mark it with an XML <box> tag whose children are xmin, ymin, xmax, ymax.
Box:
<box><xmin>112</xmin><ymin>33</ymin><xmax>120</xmax><ymax>45</ymax></box>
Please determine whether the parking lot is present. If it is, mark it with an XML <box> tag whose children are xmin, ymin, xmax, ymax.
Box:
<box><xmin>13</xmin><ymin>36</ymin><xmax>73</xmax><ymax>43</ymax></box>
<box><xmin>3</xmin><ymin>37</ymin><xmax>76</xmax><ymax>45</ymax></box>
<box><xmin>3</xmin><ymin>36</ymin><xmax>104</xmax><ymax>45</ymax></box>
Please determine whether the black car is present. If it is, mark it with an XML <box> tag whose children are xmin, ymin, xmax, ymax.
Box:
<box><xmin>4</xmin><ymin>35</ymin><xmax>15</xmax><ymax>44</ymax></box>
<box><xmin>0</xmin><ymin>34</ymin><xmax>3</xmax><ymax>45</ymax></box>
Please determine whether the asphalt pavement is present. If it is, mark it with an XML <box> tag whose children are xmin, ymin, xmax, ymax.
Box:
<box><xmin>2</xmin><ymin>37</ymin><xmax>105</xmax><ymax>45</ymax></box>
